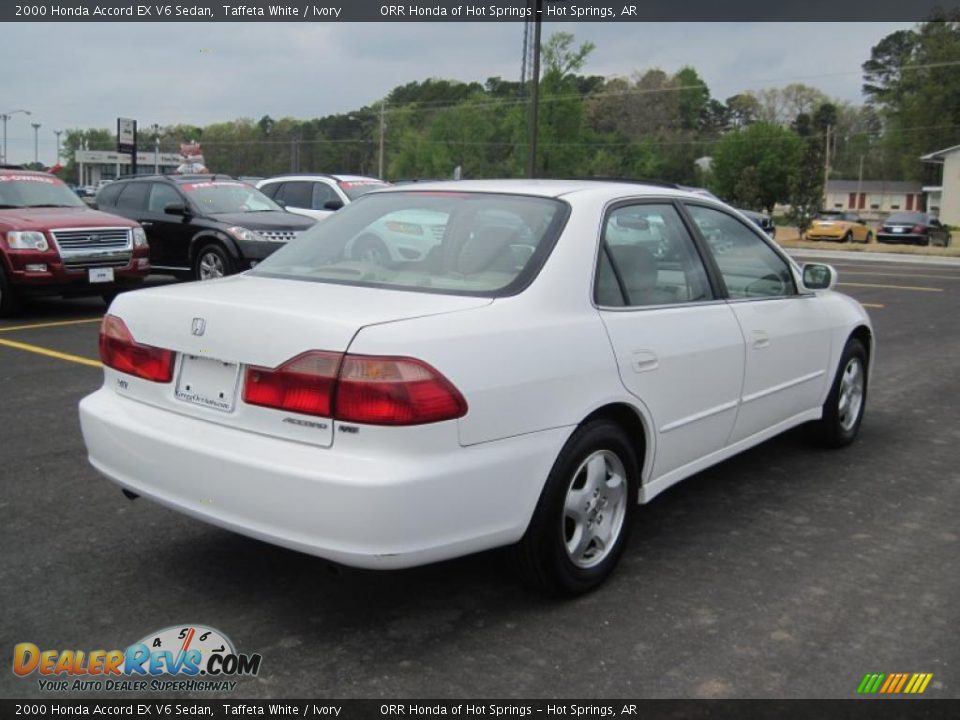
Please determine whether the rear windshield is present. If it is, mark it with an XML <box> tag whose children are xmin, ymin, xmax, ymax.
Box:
<box><xmin>0</xmin><ymin>174</ymin><xmax>86</xmax><ymax>209</ymax></box>
<box><xmin>252</xmin><ymin>191</ymin><xmax>569</xmax><ymax>297</ymax></box>
<box><xmin>180</xmin><ymin>181</ymin><xmax>282</xmax><ymax>214</ymax></box>
<box><xmin>886</xmin><ymin>212</ymin><xmax>926</xmax><ymax>224</ymax></box>
<box><xmin>338</xmin><ymin>179</ymin><xmax>390</xmax><ymax>201</ymax></box>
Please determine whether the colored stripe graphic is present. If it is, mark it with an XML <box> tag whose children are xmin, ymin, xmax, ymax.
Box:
<box><xmin>857</xmin><ymin>673</ymin><xmax>932</xmax><ymax>694</ymax></box>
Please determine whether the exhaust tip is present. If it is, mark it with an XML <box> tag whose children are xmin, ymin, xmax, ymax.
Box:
<box><xmin>121</xmin><ymin>489</ymin><xmax>140</xmax><ymax>501</ymax></box>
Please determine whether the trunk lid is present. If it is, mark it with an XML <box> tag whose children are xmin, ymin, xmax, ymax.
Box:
<box><xmin>107</xmin><ymin>274</ymin><xmax>491</xmax><ymax>446</ymax></box>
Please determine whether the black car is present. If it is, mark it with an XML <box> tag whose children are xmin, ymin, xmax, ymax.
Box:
<box><xmin>737</xmin><ymin>208</ymin><xmax>776</xmax><ymax>238</ymax></box>
<box><xmin>877</xmin><ymin>212</ymin><xmax>951</xmax><ymax>247</ymax></box>
<box><xmin>95</xmin><ymin>175</ymin><xmax>316</xmax><ymax>280</ymax></box>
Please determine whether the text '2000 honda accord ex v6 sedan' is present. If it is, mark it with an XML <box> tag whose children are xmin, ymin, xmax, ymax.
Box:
<box><xmin>79</xmin><ymin>180</ymin><xmax>873</xmax><ymax>595</ymax></box>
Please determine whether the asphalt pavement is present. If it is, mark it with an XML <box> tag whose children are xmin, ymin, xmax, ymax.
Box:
<box><xmin>1</xmin><ymin>255</ymin><xmax>957</xmax><ymax>700</ymax></box>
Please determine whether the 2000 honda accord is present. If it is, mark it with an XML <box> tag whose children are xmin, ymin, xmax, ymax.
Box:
<box><xmin>80</xmin><ymin>180</ymin><xmax>873</xmax><ymax>594</ymax></box>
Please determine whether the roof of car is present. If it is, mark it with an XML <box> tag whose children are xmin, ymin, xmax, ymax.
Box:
<box><xmin>258</xmin><ymin>173</ymin><xmax>386</xmax><ymax>184</ymax></box>
<box><xmin>0</xmin><ymin>167</ymin><xmax>55</xmax><ymax>178</ymax></box>
<box><xmin>377</xmin><ymin>178</ymin><xmax>705</xmax><ymax>201</ymax></box>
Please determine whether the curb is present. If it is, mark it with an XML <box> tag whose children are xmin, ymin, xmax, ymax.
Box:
<box><xmin>786</xmin><ymin>248</ymin><xmax>960</xmax><ymax>267</ymax></box>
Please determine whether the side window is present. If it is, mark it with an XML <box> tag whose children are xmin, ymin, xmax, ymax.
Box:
<box><xmin>686</xmin><ymin>204</ymin><xmax>796</xmax><ymax>299</ymax></box>
<box><xmin>259</xmin><ymin>182</ymin><xmax>280</xmax><ymax>199</ymax></box>
<box><xmin>96</xmin><ymin>183</ymin><xmax>122</xmax><ymax>206</ymax></box>
<box><xmin>147</xmin><ymin>183</ymin><xmax>182</xmax><ymax>213</ymax></box>
<box><xmin>596</xmin><ymin>203</ymin><xmax>712</xmax><ymax>307</ymax></box>
<box><xmin>115</xmin><ymin>183</ymin><xmax>149</xmax><ymax>211</ymax></box>
<box><xmin>279</xmin><ymin>182</ymin><xmax>313</xmax><ymax>208</ymax></box>
<box><xmin>311</xmin><ymin>183</ymin><xmax>337</xmax><ymax>210</ymax></box>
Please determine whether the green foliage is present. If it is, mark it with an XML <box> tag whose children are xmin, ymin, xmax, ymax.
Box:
<box><xmin>710</xmin><ymin>123</ymin><xmax>802</xmax><ymax>211</ymax></box>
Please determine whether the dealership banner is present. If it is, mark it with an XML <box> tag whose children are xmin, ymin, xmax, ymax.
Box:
<box><xmin>3</xmin><ymin>0</ymin><xmax>958</xmax><ymax>22</ymax></box>
<box><xmin>1</xmin><ymin>700</ymin><xmax>960</xmax><ymax>719</ymax></box>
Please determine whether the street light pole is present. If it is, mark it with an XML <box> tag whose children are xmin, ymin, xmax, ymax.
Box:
<box><xmin>31</xmin><ymin>122</ymin><xmax>41</xmax><ymax>165</ymax></box>
<box><xmin>53</xmin><ymin>130</ymin><xmax>62</xmax><ymax>166</ymax></box>
<box><xmin>1</xmin><ymin>108</ymin><xmax>32</xmax><ymax>165</ymax></box>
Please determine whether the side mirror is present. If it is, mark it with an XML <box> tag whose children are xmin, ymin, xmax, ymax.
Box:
<box><xmin>801</xmin><ymin>263</ymin><xmax>838</xmax><ymax>291</ymax></box>
<box><xmin>323</xmin><ymin>199</ymin><xmax>345</xmax><ymax>211</ymax></box>
<box><xmin>164</xmin><ymin>202</ymin><xmax>188</xmax><ymax>216</ymax></box>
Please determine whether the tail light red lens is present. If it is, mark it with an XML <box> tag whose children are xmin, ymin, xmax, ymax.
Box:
<box><xmin>336</xmin><ymin>355</ymin><xmax>468</xmax><ymax>425</ymax></box>
<box><xmin>912</xmin><ymin>224</ymin><xmax>927</xmax><ymax>234</ymax></box>
<box><xmin>242</xmin><ymin>351</ymin><xmax>467</xmax><ymax>425</ymax></box>
<box><xmin>99</xmin><ymin>315</ymin><xmax>174</xmax><ymax>383</ymax></box>
<box><xmin>243</xmin><ymin>351</ymin><xmax>341</xmax><ymax>417</ymax></box>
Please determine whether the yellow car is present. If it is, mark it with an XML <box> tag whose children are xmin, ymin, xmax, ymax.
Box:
<box><xmin>805</xmin><ymin>211</ymin><xmax>873</xmax><ymax>243</ymax></box>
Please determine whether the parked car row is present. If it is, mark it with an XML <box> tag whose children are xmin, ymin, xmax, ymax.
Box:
<box><xmin>804</xmin><ymin>210</ymin><xmax>951</xmax><ymax>247</ymax></box>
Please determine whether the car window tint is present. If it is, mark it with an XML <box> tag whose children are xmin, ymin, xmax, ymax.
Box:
<box><xmin>116</xmin><ymin>183</ymin><xmax>149</xmax><ymax>211</ymax></box>
<box><xmin>687</xmin><ymin>204</ymin><xmax>796</xmax><ymax>299</ymax></box>
<box><xmin>96</xmin><ymin>182</ymin><xmax>123</xmax><ymax>206</ymax></box>
<box><xmin>279</xmin><ymin>182</ymin><xmax>313</xmax><ymax>208</ymax></box>
<box><xmin>147</xmin><ymin>183</ymin><xmax>181</xmax><ymax>213</ymax></box>
<box><xmin>598</xmin><ymin>203</ymin><xmax>712</xmax><ymax>307</ymax></box>
<box><xmin>311</xmin><ymin>183</ymin><xmax>337</xmax><ymax>209</ymax></box>
<box><xmin>259</xmin><ymin>182</ymin><xmax>280</xmax><ymax>199</ymax></box>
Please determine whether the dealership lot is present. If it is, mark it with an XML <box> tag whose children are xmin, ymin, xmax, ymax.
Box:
<box><xmin>1</xmin><ymin>256</ymin><xmax>957</xmax><ymax>699</ymax></box>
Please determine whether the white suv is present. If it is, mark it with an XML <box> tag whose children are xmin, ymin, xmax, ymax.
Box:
<box><xmin>256</xmin><ymin>174</ymin><xmax>389</xmax><ymax>221</ymax></box>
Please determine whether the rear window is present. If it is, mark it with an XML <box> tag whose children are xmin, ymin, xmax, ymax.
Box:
<box><xmin>886</xmin><ymin>212</ymin><xmax>926</xmax><ymax>224</ymax></box>
<box><xmin>0</xmin><ymin>174</ymin><xmax>86</xmax><ymax>209</ymax></box>
<box><xmin>252</xmin><ymin>191</ymin><xmax>569</xmax><ymax>297</ymax></box>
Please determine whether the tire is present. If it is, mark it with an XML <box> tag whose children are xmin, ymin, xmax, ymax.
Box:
<box><xmin>865</xmin><ymin>232</ymin><xmax>873</xmax><ymax>244</ymax></box>
<box><xmin>808</xmin><ymin>338</ymin><xmax>868</xmax><ymax>448</ymax></box>
<box><xmin>512</xmin><ymin>419</ymin><xmax>638</xmax><ymax>596</ymax></box>
<box><xmin>843</xmin><ymin>231</ymin><xmax>853</xmax><ymax>243</ymax></box>
<box><xmin>101</xmin><ymin>290</ymin><xmax>118</xmax><ymax>308</ymax></box>
<box><xmin>0</xmin><ymin>265</ymin><xmax>21</xmax><ymax>317</ymax></box>
<box><xmin>351</xmin><ymin>234</ymin><xmax>390</xmax><ymax>266</ymax></box>
<box><xmin>194</xmin><ymin>244</ymin><xmax>233</xmax><ymax>281</ymax></box>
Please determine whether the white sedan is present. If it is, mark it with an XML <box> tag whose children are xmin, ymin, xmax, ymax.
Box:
<box><xmin>80</xmin><ymin>180</ymin><xmax>873</xmax><ymax>595</ymax></box>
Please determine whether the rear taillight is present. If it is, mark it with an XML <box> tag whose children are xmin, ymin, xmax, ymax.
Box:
<box><xmin>336</xmin><ymin>355</ymin><xmax>467</xmax><ymax>426</ymax></box>
<box><xmin>242</xmin><ymin>352</ymin><xmax>467</xmax><ymax>426</ymax></box>
<box><xmin>99</xmin><ymin>315</ymin><xmax>174</xmax><ymax>383</ymax></box>
<box><xmin>243</xmin><ymin>351</ymin><xmax>340</xmax><ymax>417</ymax></box>
<box><xmin>912</xmin><ymin>224</ymin><xmax>927</xmax><ymax>234</ymax></box>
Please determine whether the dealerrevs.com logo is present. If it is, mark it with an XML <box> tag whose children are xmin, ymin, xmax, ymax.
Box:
<box><xmin>13</xmin><ymin>625</ymin><xmax>262</xmax><ymax>693</ymax></box>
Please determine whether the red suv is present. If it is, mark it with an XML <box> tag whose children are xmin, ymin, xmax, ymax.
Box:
<box><xmin>0</xmin><ymin>168</ymin><xmax>151</xmax><ymax>315</ymax></box>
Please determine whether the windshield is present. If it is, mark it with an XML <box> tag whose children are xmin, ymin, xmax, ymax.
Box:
<box><xmin>252</xmin><ymin>191</ymin><xmax>569</xmax><ymax>297</ymax></box>
<box><xmin>179</xmin><ymin>181</ymin><xmax>283</xmax><ymax>214</ymax></box>
<box><xmin>0</xmin><ymin>174</ymin><xmax>87</xmax><ymax>208</ymax></box>
<box><xmin>886</xmin><ymin>212</ymin><xmax>926</xmax><ymax>224</ymax></box>
<box><xmin>338</xmin><ymin>179</ymin><xmax>390</xmax><ymax>201</ymax></box>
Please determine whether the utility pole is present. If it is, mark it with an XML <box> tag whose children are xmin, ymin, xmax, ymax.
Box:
<box><xmin>856</xmin><ymin>154</ymin><xmax>864</xmax><ymax>210</ymax></box>
<box><xmin>0</xmin><ymin>109</ymin><xmax>31</xmax><ymax>165</ymax></box>
<box><xmin>153</xmin><ymin>124</ymin><xmax>160</xmax><ymax>174</ymax></box>
<box><xmin>526</xmin><ymin>0</ymin><xmax>543</xmax><ymax>179</ymax></box>
<box><xmin>53</xmin><ymin>130</ymin><xmax>62</xmax><ymax>165</ymax></box>
<box><xmin>378</xmin><ymin>102</ymin><xmax>386</xmax><ymax>180</ymax></box>
<box><xmin>31</xmin><ymin>122</ymin><xmax>41</xmax><ymax>164</ymax></box>
<box><xmin>822</xmin><ymin>124</ymin><xmax>832</xmax><ymax>209</ymax></box>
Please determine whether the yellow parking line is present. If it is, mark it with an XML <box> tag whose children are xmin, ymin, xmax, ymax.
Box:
<box><xmin>0</xmin><ymin>317</ymin><xmax>103</xmax><ymax>332</ymax></box>
<box><xmin>838</xmin><ymin>282</ymin><xmax>943</xmax><ymax>292</ymax></box>
<box><xmin>0</xmin><ymin>337</ymin><xmax>101</xmax><ymax>368</ymax></box>
<box><xmin>861</xmin><ymin>303</ymin><xmax>885</xmax><ymax>309</ymax></box>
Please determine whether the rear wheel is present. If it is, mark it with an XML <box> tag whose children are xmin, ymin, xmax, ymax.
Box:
<box><xmin>0</xmin><ymin>265</ymin><xmax>21</xmax><ymax>317</ymax></box>
<box><xmin>865</xmin><ymin>231</ymin><xmax>873</xmax><ymax>244</ymax></box>
<box><xmin>843</xmin><ymin>231</ymin><xmax>853</xmax><ymax>243</ymax></box>
<box><xmin>808</xmin><ymin>337</ymin><xmax>868</xmax><ymax>448</ymax></box>
<box><xmin>194</xmin><ymin>244</ymin><xmax>233</xmax><ymax>281</ymax></box>
<box><xmin>513</xmin><ymin>419</ymin><xmax>638</xmax><ymax>596</ymax></box>
<box><xmin>351</xmin><ymin>234</ymin><xmax>390</xmax><ymax>266</ymax></box>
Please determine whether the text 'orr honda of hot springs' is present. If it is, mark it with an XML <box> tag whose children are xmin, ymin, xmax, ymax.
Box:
<box><xmin>80</xmin><ymin>180</ymin><xmax>874</xmax><ymax>595</ymax></box>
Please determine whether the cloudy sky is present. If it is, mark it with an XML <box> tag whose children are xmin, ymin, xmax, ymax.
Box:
<box><xmin>2</xmin><ymin>21</ymin><xmax>913</xmax><ymax>165</ymax></box>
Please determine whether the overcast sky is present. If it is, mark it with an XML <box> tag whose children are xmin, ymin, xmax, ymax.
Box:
<box><xmin>2</xmin><ymin>21</ymin><xmax>913</xmax><ymax>165</ymax></box>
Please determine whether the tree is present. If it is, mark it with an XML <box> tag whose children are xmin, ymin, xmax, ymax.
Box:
<box><xmin>709</xmin><ymin>122</ymin><xmax>802</xmax><ymax>211</ymax></box>
<box><xmin>788</xmin><ymin>112</ymin><xmax>826</xmax><ymax>235</ymax></box>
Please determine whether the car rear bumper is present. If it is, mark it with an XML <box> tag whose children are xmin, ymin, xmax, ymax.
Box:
<box><xmin>876</xmin><ymin>233</ymin><xmax>927</xmax><ymax>245</ymax></box>
<box><xmin>79</xmin><ymin>387</ymin><xmax>568</xmax><ymax>569</ymax></box>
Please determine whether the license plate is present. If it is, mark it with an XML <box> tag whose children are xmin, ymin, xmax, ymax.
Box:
<box><xmin>175</xmin><ymin>355</ymin><xmax>239</xmax><ymax>412</ymax></box>
<box><xmin>88</xmin><ymin>267</ymin><xmax>114</xmax><ymax>283</ymax></box>
<box><xmin>893</xmin><ymin>227</ymin><xmax>905</xmax><ymax>233</ymax></box>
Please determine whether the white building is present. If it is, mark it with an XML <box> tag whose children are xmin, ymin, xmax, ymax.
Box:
<box><xmin>920</xmin><ymin>144</ymin><xmax>960</xmax><ymax>226</ymax></box>
<box><xmin>74</xmin><ymin>149</ymin><xmax>183</xmax><ymax>185</ymax></box>
<box><xmin>823</xmin><ymin>180</ymin><xmax>924</xmax><ymax>220</ymax></box>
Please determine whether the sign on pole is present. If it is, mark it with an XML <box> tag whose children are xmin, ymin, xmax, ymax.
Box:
<box><xmin>117</xmin><ymin>117</ymin><xmax>137</xmax><ymax>176</ymax></box>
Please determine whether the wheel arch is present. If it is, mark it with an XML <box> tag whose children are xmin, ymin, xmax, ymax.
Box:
<box><xmin>575</xmin><ymin>401</ymin><xmax>652</xmax><ymax>494</ymax></box>
<box><xmin>849</xmin><ymin>323</ymin><xmax>874</xmax><ymax>373</ymax></box>
<box><xmin>189</xmin><ymin>231</ymin><xmax>240</xmax><ymax>264</ymax></box>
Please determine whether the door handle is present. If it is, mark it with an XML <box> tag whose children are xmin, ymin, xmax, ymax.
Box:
<box><xmin>630</xmin><ymin>350</ymin><xmax>659</xmax><ymax>373</ymax></box>
<box><xmin>752</xmin><ymin>330</ymin><xmax>771</xmax><ymax>349</ymax></box>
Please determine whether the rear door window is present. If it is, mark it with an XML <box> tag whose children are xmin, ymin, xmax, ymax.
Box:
<box><xmin>116</xmin><ymin>183</ymin><xmax>149</xmax><ymax>211</ymax></box>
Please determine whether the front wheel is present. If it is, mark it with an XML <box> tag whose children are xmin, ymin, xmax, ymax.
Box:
<box><xmin>512</xmin><ymin>419</ymin><xmax>638</xmax><ymax>596</ymax></box>
<box><xmin>351</xmin><ymin>234</ymin><xmax>391</xmax><ymax>266</ymax></box>
<box><xmin>843</xmin><ymin>231</ymin><xmax>853</xmax><ymax>243</ymax></box>
<box><xmin>808</xmin><ymin>338</ymin><xmax>868</xmax><ymax>448</ymax></box>
<box><xmin>194</xmin><ymin>244</ymin><xmax>233</xmax><ymax>281</ymax></box>
<box><xmin>0</xmin><ymin>265</ymin><xmax>21</xmax><ymax>317</ymax></box>
<box><xmin>865</xmin><ymin>232</ymin><xmax>873</xmax><ymax>244</ymax></box>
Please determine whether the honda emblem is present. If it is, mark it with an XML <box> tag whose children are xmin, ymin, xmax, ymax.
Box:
<box><xmin>191</xmin><ymin>318</ymin><xmax>206</xmax><ymax>336</ymax></box>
